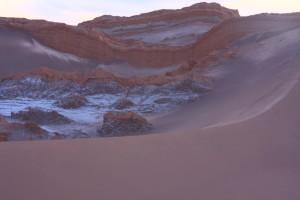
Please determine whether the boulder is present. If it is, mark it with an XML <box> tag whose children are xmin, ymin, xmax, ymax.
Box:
<box><xmin>98</xmin><ymin>111</ymin><xmax>152</xmax><ymax>137</ymax></box>
<box><xmin>55</xmin><ymin>94</ymin><xmax>88</xmax><ymax>109</ymax></box>
<box><xmin>22</xmin><ymin>122</ymin><xmax>47</xmax><ymax>134</ymax></box>
<box><xmin>9</xmin><ymin>122</ymin><xmax>49</xmax><ymax>141</ymax></box>
<box><xmin>0</xmin><ymin>117</ymin><xmax>49</xmax><ymax>141</ymax></box>
<box><xmin>112</xmin><ymin>98</ymin><xmax>135</xmax><ymax>110</ymax></box>
<box><xmin>11</xmin><ymin>107</ymin><xmax>72</xmax><ymax>125</ymax></box>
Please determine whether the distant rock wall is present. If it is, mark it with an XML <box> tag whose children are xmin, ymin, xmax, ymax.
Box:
<box><xmin>78</xmin><ymin>3</ymin><xmax>239</xmax><ymax>29</ymax></box>
<box><xmin>0</xmin><ymin>3</ymin><xmax>239</xmax><ymax>67</ymax></box>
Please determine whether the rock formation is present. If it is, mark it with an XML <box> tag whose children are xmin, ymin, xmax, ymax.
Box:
<box><xmin>11</xmin><ymin>107</ymin><xmax>72</xmax><ymax>125</ymax></box>
<box><xmin>80</xmin><ymin>3</ymin><xmax>238</xmax><ymax>29</ymax></box>
<box><xmin>98</xmin><ymin>112</ymin><xmax>152</xmax><ymax>136</ymax></box>
<box><xmin>55</xmin><ymin>94</ymin><xmax>88</xmax><ymax>109</ymax></box>
<box><xmin>79</xmin><ymin>3</ymin><xmax>239</xmax><ymax>46</ymax></box>
<box><xmin>0</xmin><ymin>116</ymin><xmax>49</xmax><ymax>141</ymax></box>
<box><xmin>0</xmin><ymin>3</ymin><xmax>239</xmax><ymax>67</ymax></box>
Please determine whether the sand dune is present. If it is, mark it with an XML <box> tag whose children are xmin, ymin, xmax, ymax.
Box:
<box><xmin>0</xmin><ymin>3</ymin><xmax>300</xmax><ymax>200</ymax></box>
<box><xmin>0</xmin><ymin>72</ymin><xmax>299</xmax><ymax>200</ymax></box>
<box><xmin>154</xmin><ymin>26</ymin><xmax>300</xmax><ymax>131</ymax></box>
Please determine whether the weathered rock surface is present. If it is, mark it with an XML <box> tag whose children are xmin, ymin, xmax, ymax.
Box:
<box><xmin>112</xmin><ymin>98</ymin><xmax>135</xmax><ymax>110</ymax></box>
<box><xmin>0</xmin><ymin>116</ymin><xmax>49</xmax><ymax>141</ymax></box>
<box><xmin>55</xmin><ymin>94</ymin><xmax>88</xmax><ymax>109</ymax></box>
<box><xmin>79</xmin><ymin>3</ymin><xmax>239</xmax><ymax>46</ymax></box>
<box><xmin>80</xmin><ymin>3</ymin><xmax>239</xmax><ymax>29</ymax></box>
<box><xmin>0</xmin><ymin>3</ymin><xmax>239</xmax><ymax>67</ymax></box>
<box><xmin>11</xmin><ymin>107</ymin><xmax>72</xmax><ymax>125</ymax></box>
<box><xmin>0</xmin><ymin>67</ymin><xmax>124</xmax><ymax>99</ymax></box>
<box><xmin>98</xmin><ymin>112</ymin><xmax>152</xmax><ymax>137</ymax></box>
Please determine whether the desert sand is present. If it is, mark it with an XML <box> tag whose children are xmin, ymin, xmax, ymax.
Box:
<box><xmin>0</xmin><ymin>2</ymin><xmax>300</xmax><ymax>200</ymax></box>
<box><xmin>0</xmin><ymin>74</ymin><xmax>299</xmax><ymax>200</ymax></box>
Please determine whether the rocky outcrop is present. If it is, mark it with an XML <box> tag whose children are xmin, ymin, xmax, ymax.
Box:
<box><xmin>55</xmin><ymin>94</ymin><xmax>88</xmax><ymax>109</ymax></box>
<box><xmin>0</xmin><ymin>3</ymin><xmax>240</xmax><ymax>67</ymax></box>
<box><xmin>98</xmin><ymin>112</ymin><xmax>152</xmax><ymax>137</ymax></box>
<box><xmin>0</xmin><ymin>116</ymin><xmax>49</xmax><ymax>141</ymax></box>
<box><xmin>0</xmin><ymin>17</ymin><xmax>186</xmax><ymax>67</ymax></box>
<box><xmin>79</xmin><ymin>3</ymin><xmax>239</xmax><ymax>46</ymax></box>
<box><xmin>112</xmin><ymin>98</ymin><xmax>135</xmax><ymax>110</ymax></box>
<box><xmin>79</xmin><ymin>3</ymin><xmax>239</xmax><ymax>29</ymax></box>
<box><xmin>0</xmin><ymin>67</ymin><xmax>125</xmax><ymax>99</ymax></box>
<box><xmin>11</xmin><ymin>107</ymin><xmax>72</xmax><ymax>125</ymax></box>
<box><xmin>1</xmin><ymin>6</ymin><xmax>300</xmax><ymax>71</ymax></box>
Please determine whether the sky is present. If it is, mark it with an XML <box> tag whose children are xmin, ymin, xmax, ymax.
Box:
<box><xmin>1</xmin><ymin>0</ymin><xmax>300</xmax><ymax>25</ymax></box>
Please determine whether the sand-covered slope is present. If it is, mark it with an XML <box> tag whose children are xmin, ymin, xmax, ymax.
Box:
<box><xmin>0</xmin><ymin>59</ymin><xmax>299</xmax><ymax>200</ymax></box>
<box><xmin>0</xmin><ymin>27</ymin><xmax>97</xmax><ymax>78</ymax></box>
<box><xmin>0</xmin><ymin>12</ymin><xmax>300</xmax><ymax>200</ymax></box>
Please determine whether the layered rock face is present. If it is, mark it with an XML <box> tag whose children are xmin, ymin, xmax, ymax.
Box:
<box><xmin>79</xmin><ymin>3</ymin><xmax>239</xmax><ymax>46</ymax></box>
<box><xmin>80</xmin><ymin>3</ymin><xmax>238</xmax><ymax>29</ymax></box>
<box><xmin>0</xmin><ymin>3</ymin><xmax>239</xmax><ymax>68</ymax></box>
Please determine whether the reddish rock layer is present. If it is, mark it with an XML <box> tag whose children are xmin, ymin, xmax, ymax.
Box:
<box><xmin>0</xmin><ymin>17</ymin><xmax>188</xmax><ymax>67</ymax></box>
<box><xmin>1</xmin><ymin>7</ymin><xmax>299</xmax><ymax>71</ymax></box>
<box><xmin>78</xmin><ymin>3</ymin><xmax>239</xmax><ymax>29</ymax></box>
<box><xmin>0</xmin><ymin>3</ymin><xmax>239</xmax><ymax>67</ymax></box>
<box><xmin>190</xmin><ymin>14</ymin><xmax>300</xmax><ymax>60</ymax></box>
